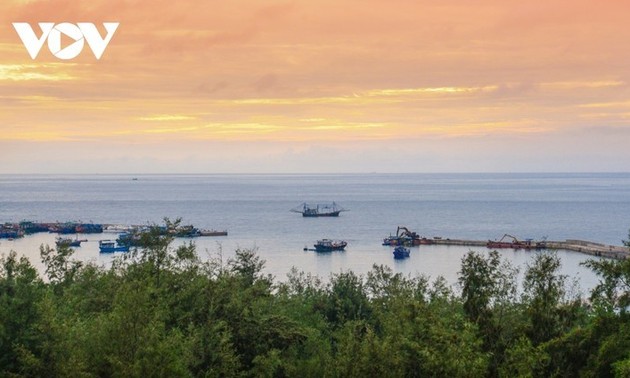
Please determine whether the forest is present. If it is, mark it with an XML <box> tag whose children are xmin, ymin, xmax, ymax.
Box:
<box><xmin>1</xmin><ymin>221</ymin><xmax>630</xmax><ymax>377</ymax></box>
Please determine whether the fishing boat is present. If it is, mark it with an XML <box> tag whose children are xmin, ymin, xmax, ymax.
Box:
<box><xmin>0</xmin><ymin>229</ymin><xmax>22</xmax><ymax>239</ymax></box>
<box><xmin>19</xmin><ymin>221</ymin><xmax>49</xmax><ymax>234</ymax></box>
<box><xmin>75</xmin><ymin>223</ymin><xmax>103</xmax><ymax>234</ymax></box>
<box><xmin>393</xmin><ymin>245</ymin><xmax>411</xmax><ymax>259</ymax></box>
<box><xmin>116</xmin><ymin>232</ymin><xmax>143</xmax><ymax>247</ymax></box>
<box><xmin>49</xmin><ymin>222</ymin><xmax>103</xmax><ymax>234</ymax></box>
<box><xmin>55</xmin><ymin>237</ymin><xmax>85</xmax><ymax>248</ymax></box>
<box><xmin>313</xmin><ymin>239</ymin><xmax>347</xmax><ymax>252</ymax></box>
<box><xmin>291</xmin><ymin>202</ymin><xmax>347</xmax><ymax>217</ymax></box>
<box><xmin>170</xmin><ymin>225</ymin><xmax>226</xmax><ymax>237</ymax></box>
<box><xmin>382</xmin><ymin>226</ymin><xmax>434</xmax><ymax>246</ymax></box>
<box><xmin>103</xmin><ymin>224</ymin><xmax>136</xmax><ymax>233</ymax></box>
<box><xmin>99</xmin><ymin>240</ymin><xmax>130</xmax><ymax>253</ymax></box>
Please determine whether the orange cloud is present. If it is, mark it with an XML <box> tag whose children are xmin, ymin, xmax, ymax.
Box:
<box><xmin>2</xmin><ymin>1</ymin><xmax>630</xmax><ymax>171</ymax></box>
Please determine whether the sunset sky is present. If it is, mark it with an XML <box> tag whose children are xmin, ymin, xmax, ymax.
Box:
<box><xmin>1</xmin><ymin>0</ymin><xmax>629</xmax><ymax>173</ymax></box>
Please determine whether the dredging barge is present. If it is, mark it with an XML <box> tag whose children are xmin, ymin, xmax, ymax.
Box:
<box><xmin>382</xmin><ymin>226</ymin><xmax>435</xmax><ymax>246</ymax></box>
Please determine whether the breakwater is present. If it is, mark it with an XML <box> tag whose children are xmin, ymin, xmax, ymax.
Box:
<box><xmin>383</xmin><ymin>227</ymin><xmax>628</xmax><ymax>260</ymax></box>
<box><xmin>429</xmin><ymin>238</ymin><xmax>628</xmax><ymax>260</ymax></box>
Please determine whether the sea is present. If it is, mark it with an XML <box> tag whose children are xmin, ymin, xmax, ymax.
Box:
<box><xmin>1</xmin><ymin>173</ymin><xmax>629</xmax><ymax>295</ymax></box>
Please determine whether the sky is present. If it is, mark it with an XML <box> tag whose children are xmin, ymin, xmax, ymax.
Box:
<box><xmin>1</xmin><ymin>0</ymin><xmax>630</xmax><ymax>173</ymax></box>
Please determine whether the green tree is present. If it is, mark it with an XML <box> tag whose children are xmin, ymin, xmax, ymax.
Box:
<box><xmin>584</xmin><ymin>257</ymin><xmax>630</xmax><ymax>314</ymax></box>
<box><xmin>498</xmin><ymin>337</ymin><xmax>547</xmax><ymax>378</ymax></box>
<box><xmin>134</xmin><ymin>218</ymin><xmax>180</xmax><ymax>288</ymax></box>
<box><xmin>323</xmin><ymin>271</ymin><xmax>372</xmax><ymax>327</ymax></box>
<box><xmin>0</xmin><ymin>251</ymin><xmax>45</xmax><ymax>374</ymax></box>
<box><xmin>228</xmin><ymin>248</ymin><xmax>269</xmax><ymax>288</ymax></box>
<box><xmin>613</xmin><ymin>355</ymin><xmax>630</xmax><ymax>377</ymax></box>
<box><xmin>588</xmin><ymin>319</ymin><xmax>630</xmax><ymax>378</ymax></box>
<box><xmin>40</xmin><ymin>243</ymin><xmax>82</xmax><ymax>289</ymax></box>
<box><xmin>458</xmin><ymin>250</ymin><xmax>520</xmax><ymax>375</ymax></box>
<box><xmin>458</xmin><ymin>251</ymin><xmax>518</xmax><ymax>328</ymax></box>
<box><xmin>522</xmin><ymin>252</ymin><xmax>584</xmax><ymax>348</ymax></box>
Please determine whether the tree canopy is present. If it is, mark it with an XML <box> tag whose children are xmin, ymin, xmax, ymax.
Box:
<box><xmin>1</xmin><ymin>224</ymin><xmax>629</xmax><ymax>377</ymax></box>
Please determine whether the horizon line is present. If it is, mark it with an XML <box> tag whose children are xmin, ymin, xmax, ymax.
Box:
<box><xmin>1</xmin><ymin>171</ymin><xmax>629</xmax><ymax>176</ymax></box>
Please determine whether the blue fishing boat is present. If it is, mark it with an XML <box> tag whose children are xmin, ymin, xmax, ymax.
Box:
<box><xmin>393</xmin><ymin>245</ymin><xmax>410</xmax><ymax>259</ymax></box>
<box><xmin>0</xmin><ymin>224</ymin><xmax>23</xmax><ymax>239</ymax></box>
<box><xmin>19</xmin><ymin>221</ymin><xmax>49</xmax><ymax>234</ymax></box>
<box><xmin>99</xmin><ymin>240</ymin><xmax>130</xmax><ymax>253</ymax></box>
<box><xmin>76</xmin><ymin>223</ymin><xmax>103</xmax><ymax>234</ymax></box>
<box><xmin>0</xmin><ymin>230</ymin><xmax>21</xmax><ymax>239</ymax></box>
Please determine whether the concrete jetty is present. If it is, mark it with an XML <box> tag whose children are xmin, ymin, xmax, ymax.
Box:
<box><xmin>546</xmin><ymin>240</ymin><xmax>628</xmax><ymax>260</ymax></box>
<box><xmin>429</xmin><ymin>238</ymin><xmax>629</xmax><ymax>260</ymax></box>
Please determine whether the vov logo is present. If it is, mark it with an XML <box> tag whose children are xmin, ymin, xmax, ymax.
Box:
<box><xmin>12</xmin><ymin>22</ymin><xmax>119</xmax><ymax>60</ymax></box>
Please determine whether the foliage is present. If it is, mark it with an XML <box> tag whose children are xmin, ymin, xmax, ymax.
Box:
<box><xmin>40</xmin><ymin>244</ymin><xmax>82</xmax><ymax>288</ymax></box>
<box><xmin>522</xmin><ymin>252</ymin><xmax>571</xmax><ymax>345</ymax></box>
<box><xmin>458</xmin><ymin>250</ymin><xmax>521</xmax><ymax>375</ymax></box>
<box><xmin>1</xmin><ymin>226</ymin><xmax>629</xmax><ymax>376</ymax></box>
<box><xmin>583</xmin><ymin>257</ymin><xmax>630</xmax><ymax>314</ymax></box>
<box><xmin>0</xmin><ymin>251</ymin><xmax>44</xmax><ymax>374</ymax></box>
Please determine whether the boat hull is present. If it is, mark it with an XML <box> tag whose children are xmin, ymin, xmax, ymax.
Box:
<box><xmin>197</xmin><ymin>230</ymin><xmax>228</xmax><ymax>236</ymax></box>
<box><xmin>303</xmin><ymin>211</ymin><xmax>341</xmax><ymax>217</ymax></box>
<box><xmin>314</xmin><ymin>245</ymin><xmax>346</xmax><ymax>252</ymax></box>
<box><xmin>99</xmin><ymin>246</ymin><xmax>130</xmax><ymax>253</ymax></box>
<box><xmin>56</xmin><ymin>240</ymin><xmax>82</xmax><ymax>247</ymax></box>
<box><xmin>99</xmin><ymin>240</ymin><xmax>130</xmax><ymax>253</ymax></box>
<box><xmin>313</xmin><ymin>240</ymin><xmax>347</xmax><ymax>252</ymax></box>
<box><xmin>393</xmin><ymin>246</ymin><xmax>410</xmax><ymax>259</ymax></box>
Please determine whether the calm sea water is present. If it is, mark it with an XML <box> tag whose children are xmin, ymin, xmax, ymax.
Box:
<box><xmin>1</xmin><ymin>173</ymin><xmax>629</xmax><ymax>293</ymax></box>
